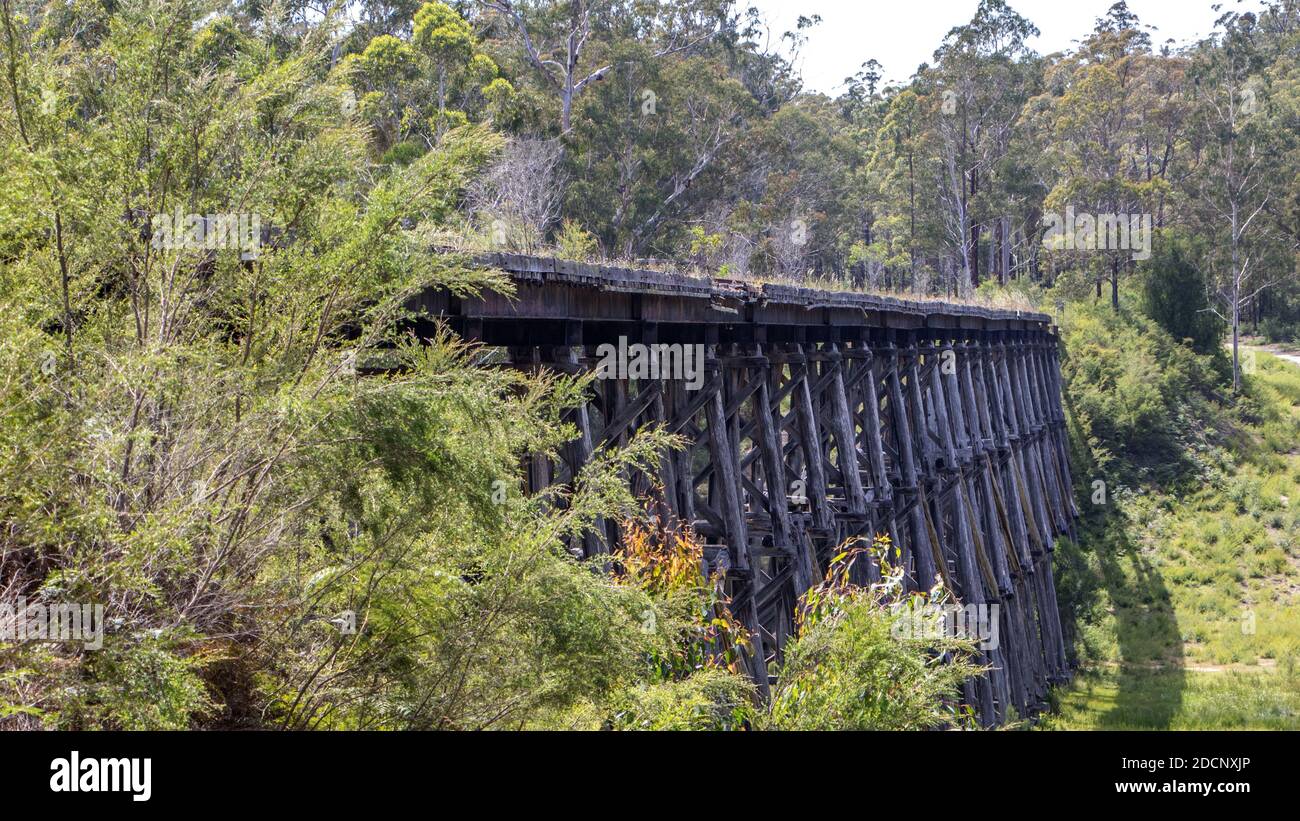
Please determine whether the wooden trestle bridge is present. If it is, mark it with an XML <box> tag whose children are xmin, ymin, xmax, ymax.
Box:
<box><xmin>412</xmin><ymin>253</ymin><xmax>1078</xmax><ymax>726</ymax></box>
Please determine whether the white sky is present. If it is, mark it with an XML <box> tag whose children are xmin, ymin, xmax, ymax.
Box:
<box><xmin>745</xmin><ymin>0</ymin><xmax>1270</xmax><ymax>94</ymax></box>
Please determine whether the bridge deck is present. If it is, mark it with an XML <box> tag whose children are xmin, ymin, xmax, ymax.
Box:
<box><xmin>412</xmin><ymin>253</ymin><xmax>1054</xmax><ymax>346</ymax></box>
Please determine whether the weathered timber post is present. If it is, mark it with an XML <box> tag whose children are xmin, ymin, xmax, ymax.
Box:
<box><xmin>703</xmin><ymin>346</ymin><xmax>769</xmax><ymax>696</ymax></box>
<box><xmin>825</xmin><ymin>343</ymin><xmax>870</xmax><ymax>554</ymax></box>
<box><xmin>787</xmin><ymin>344</ymin><xmax>834</xmax><ymax>574</ymax></box>
<box><xmin>748</xmin><ymin>343</ymin><xmax>812</xmax><ymax>615</ymax></box>
<box><xmin>886</xmin><ymin>339</ymin><xmax>937</xmax><ymax>590</ymax></box>
<box><xmin>844</xmin><ymin>341</ymin><xmax>896</xmax><ymax>581</ymax></box>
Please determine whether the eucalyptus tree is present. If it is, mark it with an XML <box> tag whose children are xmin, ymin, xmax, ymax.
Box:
<box><xmin>477</xmin><ymin>0</ymin><xmax>729</xmax><ymax>135</ymax></box>
<box><xmin>413</xmin><ymin>0</ymin><xmax>475</xmax><ymax>117</ymax></box>
<box><xmin>928</xmin><ymin>0</ymin><xmax>1040</xmax><ymax>291</ymax></box>
<box><xmin>1037</xmin><ymin>4</ymin><xmax>1163</xmax><ymax>309</ymax></box>
<box><xmin>1184</xmin><ymin>10</ymin><xmax>1292</xmax><ymax>389</ymax></box>
<box><xmin>868</xmin><ymin>89</ymin><xmax>930</xmax><ymax>288</ymax></box>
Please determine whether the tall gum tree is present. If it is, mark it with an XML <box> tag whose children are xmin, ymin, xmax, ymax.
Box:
<box><xmin>929</xmin><ymin>0</ymin><xmax>1039</xmax><ymax>293</ymax></box>
<box><xmin>1186</xmin><ymin>10</ymin><xmax>1290</xmax><ymax>390</ymax></box>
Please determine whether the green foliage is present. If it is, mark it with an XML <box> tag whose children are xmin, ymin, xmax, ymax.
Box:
<box><xmin>1141</xmin><ymin>230</ymin><xmax>1224</xmax><ymax>355</ymax></box>
<box><xmin>1053</xmin><ymin>304</ymin><xmax>1300</xmax><ymax>728</ymax></box>
<box><xmin>413</xmin><ymin>2</ymin><xmax>474</xmax><ymax>69</ymax></box>
<box><xmin>69</xmin><ymin>639</ymin><xmax>215</xmax><ymax>730</ymax></box>
<box><xmin>345</xmin><ymin>2</ymin><xmax>502</xmax><ymax>151</ymax></box>
<box><xmin>554</xmin><ymin>218</ymin><xmax>599</xmax><ymax>260</ymax></box>
<box><xmin>1060</xmin><ymin>300</ymin><xmax>1225</xmax><ymax>476</ymax></box>
<box><xmin>607</xmin><ymin>670</ymin><xmax>757</xmax><ymax>731</ymax></box>
<box><xmin>380</xmin><ymin>140</ymin><xmax>426</xmax><ymax>167</ymax></box>
<box><xmin>192</xmin><ymin>15</ymin><xmax>247</xmax><ymax>69</ymax></box>
<box><xmin>0</xmin><ymin>0</ymin><xmax>668</xmax><ymax>730</ymax></box>
<box><xmin>766</xmin><ymin>545</ymin><xmax>980</xmax><ymax>731</ymax></box>
<box><xmin>360</xmin><ymin>34</ymin><xmax>420</xmax><ymax>80</ymax></box>
<box><xmin>481</xmin><ymin>76</ymin><xmax>514</xmax><ymax>112</ymax></box>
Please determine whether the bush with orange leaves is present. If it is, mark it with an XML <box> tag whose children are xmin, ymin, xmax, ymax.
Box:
<box><xmin>614</xmin><ymin>510</ymin><xmax>752</xmax><ymax>681</ymax></box>
<box><xmin>569</xmin><ymin>508</ymin><xmax>758</xmax><ymax>730</ymax></box>
<box><xmin>590</xmin><ymin>525</ymin><xmax>981</xmax><ymax>730</ymax></box>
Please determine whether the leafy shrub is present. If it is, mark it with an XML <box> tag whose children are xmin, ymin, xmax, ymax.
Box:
<box><xmin>615</xmin><ymin>512</ymin><xmax>753</xmax><ymax>678</ymax></box>
<box><xmin>67</xmin><ymin>639</ymin><xmax>215</xmax><ymax>730</ymax></box>
<box><xmin>380</xmin><ymin>140</ymin><xmax>426</xmax><ymax>167</ymax></box>
<box><xmin>0</xmin><ymin>4</ymin><xmax>675</xmax><ymax>730</ymax></box>
<box><xmin>555</xmin><ymin>218</ymin><xmax>600</xmax><ymax>260</ymax></box>
<box><xmin>1141</xmin><ymin>230</ymin><xmax>1224</xmax><ymax>355</ymax></box>
<box><xmin>765</xmin><ymin>542</ymin><xmax>979</xmax><ymax>731</ymax></box>
<box><xmin>1061</xmin><ymin>301</ymin><xmax>1225</xmax><ymax>476</ymax></box>
<box><xmin>607</xmin><ymin>670</ymin><xmax>757</xmax><ymax>731</ymax></box>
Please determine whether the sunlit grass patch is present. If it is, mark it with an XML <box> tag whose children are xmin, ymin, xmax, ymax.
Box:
<box><xmin>1042</xmin><ymin>667</ymin><xmax>1300</xmax><ymax>730</ymax></box>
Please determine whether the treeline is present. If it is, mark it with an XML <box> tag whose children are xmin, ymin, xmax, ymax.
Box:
<box><xmin>317</xmin><ymin>1</ymin><xmax>1300</xmax><ymax>338</ymax></box>
<box><xmin>31</xmin><ymin>0</ymin><xmax>1290</xmax><ymax>335</ymax></box>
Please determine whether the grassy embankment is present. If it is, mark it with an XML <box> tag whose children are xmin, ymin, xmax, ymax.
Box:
<box><xmin>1039</xmin><ymin>307</ymin><xmax>1300</xmax><ymax>729</ymax></box>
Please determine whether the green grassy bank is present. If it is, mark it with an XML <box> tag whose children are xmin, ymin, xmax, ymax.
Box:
<box><xmin>1041</xmin><ymin>307</ymin><xmax>1300</xmax><ymax>730</ymax></box>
